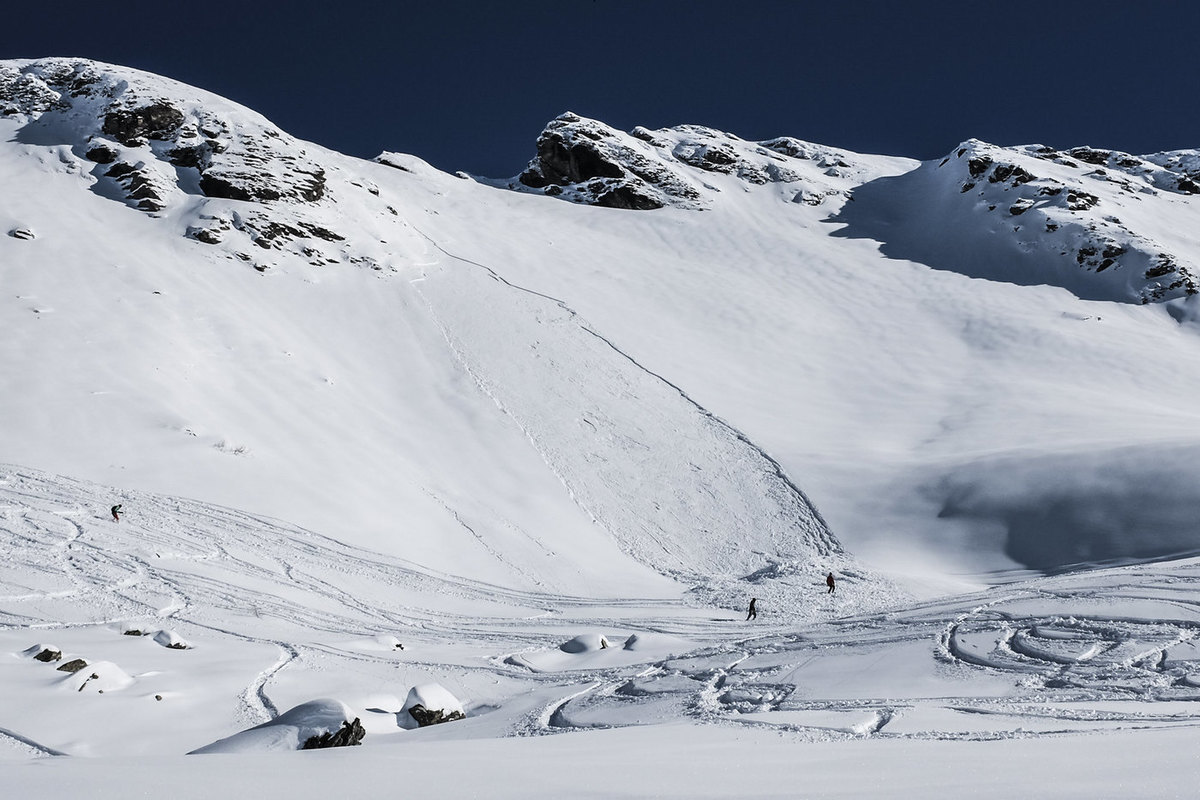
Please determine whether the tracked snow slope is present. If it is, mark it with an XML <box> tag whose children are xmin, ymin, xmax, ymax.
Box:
<box><xmin>3</xmin><ymin>467</ymin><xmax>1200</xmax><ymax>798</ymax></box>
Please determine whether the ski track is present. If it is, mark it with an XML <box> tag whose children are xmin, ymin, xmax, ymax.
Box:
<box><xmin>5</xmin><ymin>465</ymin><xmax>1200</xmax><ymax>753</ymax></box>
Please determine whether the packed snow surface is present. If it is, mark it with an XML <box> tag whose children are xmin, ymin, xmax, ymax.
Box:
<box><xmin>2</xmin><ymin>58</ymin><xmax>1200</xmax><ymax>796</ymax></box>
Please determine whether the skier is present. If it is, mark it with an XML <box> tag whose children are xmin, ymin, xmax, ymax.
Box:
<box><xmin>826</xmin><ymin>572</ymin><xmax>836</xmax><ymax>593</ymax></box>
<box><xmin>111</xmin><ymin>504</ymin><xmax>122</xmax><ymax>522</ymax></box>
<box><xmin>746</xmin><ymin>598</ymin><xmax>758</xmax><ymax>621</ymax></box>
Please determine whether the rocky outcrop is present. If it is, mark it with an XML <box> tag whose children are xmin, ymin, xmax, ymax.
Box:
<box><xmin>511</xmin><ymin>113</ymin><xmax>842</xmax><ymax>210</ymax></box>
<box><xmin>406</xmin><ymin>703</ymin><xmax>466</xmax><ymax>727</ymax></box>
<box><xmin>105</xmin><ymin>161</ymin><xmax>173</xmax><ymax>212</ymax></box>
<box><xmin>102</xmin><ymin>103</ymin><xmax>184</xmax><ymax>146</ymax></box>
<box><xmin>302</xmin><ymin>718</ymin><xmax>365</xmax><ymax>749</ymax></box>
<box><xmin>0</xmin><ymin>60</ymin><xmax>332</xmax><ymax>209</ymax></box>
<box><xmin>835</xmin><ymin>138</ymin><xmax>1200</xmax><ymax>304</ymax></box>
<box><xmin>0</xmin><ymin>58</ymin><xmax>350</xmax><ymax>267</ymax></box>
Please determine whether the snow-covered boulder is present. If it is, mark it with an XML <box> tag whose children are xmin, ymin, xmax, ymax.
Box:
<box><xmin>189</xmin><ymin>698</ymin><xmax>357</xmax><ymax>754</ymax></box>
<box><xmin>560</xmin><ymin>633</ymin><xmax>611</xmax><ymax>654</ymax></box>
<box><xmin>24</xmin><ymin>644</ymin><xmax>62</xmax><ymax>662</ymax></box>
<box><xmin>398</xmin><ymin>683</ymin><xmax>465</xmax><ymax>729</ymax></box>
<box><xmin>153</xmin><ymin>629</ymin><xmax>190</xmax><ymax>649</ymax></box>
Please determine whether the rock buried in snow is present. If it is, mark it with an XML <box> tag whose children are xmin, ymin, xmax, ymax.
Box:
<box><xmin>8</xmin><ymin>227</ymin><xmax>35</xmax><ymax>240</ymax></box>
<box><xmin>302</xmin><ymin>717</ymin><xmax>365</xmax><ymax>749</ymax></box>
<box><xmin>560</xmin><ymin>634</ymin><xmax>611</xmax><ymax>653</ymax></box>
<box><xmin>407</xmin><ymin>704</ymin><xmax>465</xmax><ymax>727</ymax></box>
<box><xmin>189</xmin><ymin>698</ymin><xmax>357</xmax><ymax>754</ymax></box>
<box><xmin>153</xmin><ymin>630</ymin><xmax>190</xmax><ymax>649</ymax></box>
<box><xmin>27</xmin><ymin>645</ymin><xmax>62</xmax><ymax>662</ymax></box>
<box><xmin>400</xmin><ymin>683</ymin><xmax>465</xmax><ymax>729</ymax></box>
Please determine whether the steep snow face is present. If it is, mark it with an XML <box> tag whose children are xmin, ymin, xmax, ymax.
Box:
<box><xmin>831</xmin><ymin>138</ymin><xmax>1200</xmax><ymax>304</ymax></box>
<box><xmin>0</xmin><ymin>58</ymin><xmax>852</xmax><ymax>606</ymax></box>
<box><xmin>503</xmin><ymin>111</ymin><xmax>868</xmax><ymax>210</ymax></box>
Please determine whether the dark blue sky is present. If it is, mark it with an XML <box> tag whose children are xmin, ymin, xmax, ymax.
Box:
<box><xmin>4</xmin><ymin>1</ymin><xmax>1198</xmax><ymax>177</ymax></box>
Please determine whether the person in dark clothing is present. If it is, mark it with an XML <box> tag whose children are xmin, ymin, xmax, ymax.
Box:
<box><xmin>111</xmin><ymin>504</ymin><xmax>122</xmax><ymax>522</ymax></box>
<box><xmin>826</xmin><ymin>572</ymin><xmax>836</xmax><ymax>593</ymax></box>
<box><xmin>746</xmin><ymin>598</ymin><xmax>758</xmax><ymax>620</ymax></box>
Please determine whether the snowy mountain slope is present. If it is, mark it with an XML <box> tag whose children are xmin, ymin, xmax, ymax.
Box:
<box><xmin>0</xmin><ymin>58</ymin><xmax>856</xmax><ymax>605</ymax></box>
<box><xmin>408</xmin><ymin>143</ymin><xmax>1200</xmax><ymax>586</ymax></box>
<box><xmin>5</xmin><ymin>57</ymin><xmax>1200</xmax><ymax>596</ymax></box>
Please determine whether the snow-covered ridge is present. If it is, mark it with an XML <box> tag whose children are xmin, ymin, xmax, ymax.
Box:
<box><xmin>501</xmin><ymin>111</ymin><xmax>866</xmax><ymax>210</ymax></box>
<box><xmin>0</xmin><ymin>57</ymin><xmax>393</xmax><ymax>271</ymax></box>
<box><xmin>831</xmin><ymin>138</ymin><xmax>1200</xmax><ymax>303</ymax></box>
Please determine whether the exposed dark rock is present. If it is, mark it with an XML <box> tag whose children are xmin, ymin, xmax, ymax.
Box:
<box><xmin>123</xmin><ymin>629</ymin><xmax>145</xmax><ymax>636</ymax></box>
<box><xmin>595</xmin><ymin>184</ymin><xmax>664</xmax><ymax>210</ymax></box>
<box><xmin>102</xmin><ymin>102</ymin><xmax>184</xmax><ymax>147</ymax></box>
<box><xmin>520</xmin><ymin>130</ymin><xmax>625</xmax><ymax>187</ymax></box>
<box><xmin>167</xmin><ymin>144</ymin><xmax>209</xmax><ymax>169</ymax></box>
<box><xmin>187</xmin><ymin>226</ymin><xmax>224</xmax><ymax>244</ymax></box>
<box><xmin>85</xmin><ymin>143</ymin><xmax>119</xmax><ymax>164</ymax></box>
<box><xmin>198</xmin><ymin>173</ymin><xmax>255</xmax><ymax>201</ymax></box>
<box><xmin>989</xmin><ymin>164</ymin><xmax>1035</xmax><ymax>186</ymax></box>
<box><xmin>106</xmin><ymin>162</ymin><xmax>168</xmax><ymax>211</ymax></box>
<box><xmin>302</xmin><ymin>718</ymin><xmax>366</xmax><ymax>749</ymax></box>
<box><xmin>967</xmin><ymin>156</ymin><xmax>993</xmax><ymax>178</ymax></box>
<box><xmin>1066</xmin><ymin>147</ymin><xmax>1112</xmax><ymax>166</ymax></box>
<box><xmin>407</xmin><ymin>703</ymin><xmax>466</xmax><ymax>727</ymax></box>
<box><xmin>33</xmin><ymin>648</ymin><xmax>62</xmax><ymax>662</ymax></box>
<box><xmin>1067</xmin><ymin>190</ymin><xmax>1100</xmax><ymax>211</ymax></box>
<box><xmin>300</xmin><ymin>719</ymin><xmax>364</xmax><ymax>753</ymax></box>
<box><xmin>57</xmin><ymin>658</ymin><xmax>88</xmax><ymax>673</ymax></box>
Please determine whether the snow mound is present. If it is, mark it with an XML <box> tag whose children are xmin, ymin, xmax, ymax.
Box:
<box><xmin>398</xmin><ymin>683</ymin><xmax>465</xmax><ymax>730</ymax></box>
<box><xmin>561</xmin><ymin>633</ymin><xmax>612</xmax><ymax>654</ymax></box>
<box><xmin>152</xmin><ymin>630</ymin><xmax>190</xmax><ymax>649</ymax></box>
<box><xmin>189</xmin><ymin>698</ymin><xmax>355</xmax><ymax>754</ymax></box>
<box><xmin>61</xmin><ymin>660</ymin><xmax>134</xmax><ymax>694</ymax></box>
